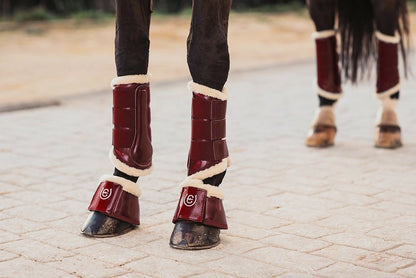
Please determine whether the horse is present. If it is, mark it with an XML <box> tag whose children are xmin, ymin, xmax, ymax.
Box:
<box><xmin>305</xmin><ymin>0</ymin><xmax>409</xmax><ymax>148</ymax></box>
<box><xmin>81</xmin><ymin>0</ymin><xmax>232</xmax><ymax>250</ymax></box>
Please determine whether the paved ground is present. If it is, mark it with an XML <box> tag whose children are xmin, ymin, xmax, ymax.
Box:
<box><xmin>1</xmin><ymin>59</ymin><xmax>416</xmax><ymax>277</ymax></box>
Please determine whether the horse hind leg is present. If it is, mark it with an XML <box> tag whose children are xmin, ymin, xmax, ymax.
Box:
<box><xmin>373</xmin><ymin>0</ymin><xmax>403</xmax><ymax>149</ymax></box>
<box><xmin>305</xmin><ymin>0</ymin><xmax>340</xmax><ymax>147</ymax></box>
<box><xmin>374</xmin><ymin>31</ymin><xmax>402</xmax><ymax>149</ymax></box>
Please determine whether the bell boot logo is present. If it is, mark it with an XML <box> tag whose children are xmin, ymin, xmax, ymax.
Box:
<box><xmin>100</xmin><ymin>188</ymin><xmax>112</xmax><ymax>200</ymax></box>
<box><xmin>184</xmin><ymin>194</ymin><xmax>197</xmax><ymax>207</ymax></box>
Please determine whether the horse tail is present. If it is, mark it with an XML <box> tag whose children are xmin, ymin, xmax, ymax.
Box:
<box><xmin>337</xmin><ymin>0</ymin><xmax>375</xmax><ymax>83</ymax></box>
<box><xmin>337</xmin><ymin>0</ymin><xmax>410</xmax><ymax>83</ymax></box>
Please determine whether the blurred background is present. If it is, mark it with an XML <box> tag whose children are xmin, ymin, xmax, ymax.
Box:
<box><xmin>0</xmin><ymin>0</ymin><xmax>415</xmax><ymax>111</ymax></box>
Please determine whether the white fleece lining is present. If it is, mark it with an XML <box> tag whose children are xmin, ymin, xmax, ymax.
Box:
<box><xmin>188</xmin><ymin>81</ymin><xmax>228</xmax><ymax>101</ymax></box>
<box><xmin>312</xmin><ymin>30</ymin><xmax>336</xmax><ymax>39</ymax></box>
<box><xmin>180</xmin><ymin>180</ymin><xmax>224</xmax><ymax>199</ymax></box>
<box><xmin>111</xmin><ymin>74</ymin><xmax>152</xmax><ymax>88</ymax></box>
<box><xmin>317</xmin><ymin>85</ymin><xmax>344</xmax><ymax>100</ymax></box>
<box><xmin>179</xmin><ymin>158</ymin><xmax>229</xmax><ymax>199</ymax></box>
<box><xmin>376</xmin><ymin>82</ymin><xmax>401</xmax><ymax>99</ymax></box>
<box><xmin>311</xmin><ymin>105</ymin><xmax>336</xmax><ymax>128</ymax></box>
<box><xmin>109</xmin><ymin>148</ymin><xmax>153</xmax><ymax>177</ymax></box>
<box><xmin>376</xmin><ymin>99</ymin><xmax>399</xmax><ymax>126</ymax></box>
<box><xmin>100</xmin><ymin>175</ymin><xmax>142</xmax><ymax>197</ymax></box>
<box><xmin>375</xmin><ymin>31</ymin><xmax>400</xmax><ymax>44</ymax></box>
<box><xmin>189</xmin><ymin>158</ymin><xmax>229</xmax><ymax>181</ymax></box>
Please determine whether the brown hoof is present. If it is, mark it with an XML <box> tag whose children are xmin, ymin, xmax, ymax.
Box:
<box><xmin>81</xmin><ymin>211</ymin><xmax>135</xmax><ymax>238</ymax></box>
<box><xmin>169</xmin><ymin>220</ymin><xmax>220</xmax><ymax>250</ymax></box>
<box><xmin>305</xmin><ymin>124</ymin><xmax>337</xmax><ymax>148</ymax></box>
<box><xmin>375</xmin><ymin>125</ymin><xmax>402</xmax><ymax>149</ymax></box>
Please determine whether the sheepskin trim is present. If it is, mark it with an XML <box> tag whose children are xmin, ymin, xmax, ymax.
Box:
<box><xmin>311</xmin><ymin>106</ymin><xmax>336</xmax><ymax>127</ymax></box>
<box><xmin>375</xmin><ymin>31</ymin><xmax>400</xmax><ymax>44</ymax></box>
<box><xmin>317</xmin><ymin>85</ymin><xmax>344</xmax><ymax>100</ymax></box>
<box><xmin>312</xmin><ymin>30</ymin><xmax>336</xmax><ymax>39</ymax></box>
<box><xmin>188</xmin><ymin>81</ymin><xmax>228</xmax><ymax>101</ymax></box>
<box><xmin>376</xmin><ymin>82</ymin><xmax>401</xmax><ymax>99</ymax></box>
<box><xmin>111</xmin><ymin>74</ymin><xmax>152</xmax><ymax>88</ymax></box>
<box><xmin>190</xmin><ymin>158</ymin><xmax>228</xmax><ymax>181</ymax></box>
<box><xmin>376</xmin><ymin>99</ymin><xmax>399</xmax><ymax>126</ymax></box>
<box><xmin>109</xmin><ymin>148</ymin><xmax>153</xmax><ymax>177</ymax></box>
<box><xmin>180</xmin><ymin>180</ymin><xmax>224</xmax><ymax>199</ymax></box>
<box><xmin>178</xmin><ymin>158</ymin><xmax>229</xmax><ymax>199</ymax></box>
<box><xmin>100</xmin><ymin>175</ymin><xmax>141</xmax><ymax>197</ymax></box>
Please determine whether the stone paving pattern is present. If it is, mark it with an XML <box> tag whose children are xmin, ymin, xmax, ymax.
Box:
<box><xmin>0</xmin><ymin>60</ymin><xmax>415</xmax><ymax>277</ymax></box>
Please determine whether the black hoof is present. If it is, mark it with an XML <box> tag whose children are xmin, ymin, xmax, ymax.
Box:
<box><xmin>81</xmin><ymin>211</ymin><xmax>135</xmax><ymax>238</ymax></box>
<box><xmin>169</xmin><ymin>220</ymin><xmax>220</xmax><ymax>250</ymax></box>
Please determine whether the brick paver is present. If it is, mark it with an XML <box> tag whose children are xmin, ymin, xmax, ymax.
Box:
<box><xmin>1</xmin><ymin>59</ymin><xmax>416</xmax><ymax>277</ymax></box>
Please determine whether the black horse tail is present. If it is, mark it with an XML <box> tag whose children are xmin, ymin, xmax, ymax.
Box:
<box><xmin>337</xmin><ymin>0</ymin><xmax>410</xmax><ymax>83</ymax></box>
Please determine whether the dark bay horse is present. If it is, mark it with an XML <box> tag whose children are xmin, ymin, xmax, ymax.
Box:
<box><xmin>305</xmin><ymin>0</ymin><xmax>409</xmax><ymax>148</ymax></box>
<box><xmin>81</xmin><ymin>0</ymin><xmax>231</xmax><ymax>250</ymax></box>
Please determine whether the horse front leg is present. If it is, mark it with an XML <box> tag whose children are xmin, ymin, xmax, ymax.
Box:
<box><xmin>169</xmin><ymin>0</ymin><xmax>231</xmax><ymax>250</ymax></box>
<box><xmin>305</xmin><ymin>0</ymin><xmax>341</xmax><ymax>147</ymax></box>
<box><xmin>372</xmin><ymin>0</ymin><xmax>403</xmax><ymax>148</ymax></box>
<box><xmin>82</xmin><ymin>0</ymin><xmax>153</xmax><ymax>237</ymax></box>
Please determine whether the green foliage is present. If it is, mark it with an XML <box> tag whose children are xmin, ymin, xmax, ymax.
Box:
<box><xmin>71</xmin><ymin>10</ymin><xmax>113</xmax><ymax>22</ymax></box>
<box><xmin>13</xmin><ymin>7</ymin><xmax>55</xmax><ymax>22</ymax></box>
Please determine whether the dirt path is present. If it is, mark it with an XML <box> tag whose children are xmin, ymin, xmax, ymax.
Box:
<box><xmin>1</xmin><ymin>11</ymin><xmax>415</xmax><ymax>108</ymax></box>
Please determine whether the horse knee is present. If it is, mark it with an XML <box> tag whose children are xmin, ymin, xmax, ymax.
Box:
<box><xmin>307</xmin><ymin>0</ymin><xmax>336</xmax><ymax>30</ymax></box>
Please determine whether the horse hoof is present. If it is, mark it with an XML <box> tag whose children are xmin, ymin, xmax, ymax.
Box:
<box><xmin>375</xmin><ymin>125</ymin><xmax>402</xmax><ymax>149</ymax></box>
<box><xmin>305</xmin><ymin>125</ymin><xmax>336</xmax><ymax>148</ymax></box>
<box><xmin>81</xmin><ymin>211</ymin><xmax>135</xmax><ymax>237</ymax></box>
<box><xmin>169</xmin><ymin>220</ymin><xmax>220</xmax><ymax>250</ymax></box>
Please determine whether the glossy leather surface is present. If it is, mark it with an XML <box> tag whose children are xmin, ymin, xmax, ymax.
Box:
<box><xmin>316</xmin><ymin>35</ymin><xmax>342</xmax><ymax>94</ymax></box>
<box><xmin>188</xmin><ymin>93</ymin><xmax>228</xmax><ymax>175</ymax></box>
<box><xmin>88</xmin><ymin>180</ymin><xmax>140</xmax><ymax>225</ymax></box>
<box><xmin>377</xmin><ymin>40</ymin><xmax>399</xmax><ymax>93</ymax></box>
<box><xmin>172</xmin><ymin>186</ymin><xmax>227</xmax><ymax>229</ymax></box>
<box><xmin>113</xmin><ymin>83</ymin><xmax>152</xmax><ymax>170</ymax></box>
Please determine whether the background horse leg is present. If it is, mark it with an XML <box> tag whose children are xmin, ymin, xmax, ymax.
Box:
<box><xmin>82</xmin><ymin>0</ymin><xmax>153</xmax><ymax>237</ymax></box>
<box><xmin>372</xmin><ymin>0</ymin><xmax>403</xmax><ymax>148</ymax></box>
<box><xmin>305</xmin><ymin>0</ymin><xmax>340</xmax><ymax>147</ymax></box>
<box><xmin>170</xmin><ymin>0</ymin><xmax>231</xmax><ymax>250</ymax></box>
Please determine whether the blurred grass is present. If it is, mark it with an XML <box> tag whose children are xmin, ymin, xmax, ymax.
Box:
<box><xmin>13</xmin><ymin>7</ymin><xmax>56</xmax><ymax>22</ymax></box>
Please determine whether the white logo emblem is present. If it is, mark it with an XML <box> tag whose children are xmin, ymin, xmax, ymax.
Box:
<box><xmin>184</xmin><ymin>194</ymin><xmax>197</xmax><ymax>207</ymax></box>
<box><xmin>100</xmin><ymin>188</ymin><xmax>112</xmax><ymax>200</ymax></box>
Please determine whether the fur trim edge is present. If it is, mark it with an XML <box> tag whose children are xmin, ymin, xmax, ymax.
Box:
<box><xmin>109</xmin><ymin>148</ymin><xmax>153</xmax><ymax>177</ymax></box>
<box><xmin>375</xmin><ymin>31</ymin><xmax>400</xmax><ymax>44</ymax></box>
<box><xmin>188</xmin><ymin>81</ymin><xmax>228</xmax><ymax>101</ymax></box>
<box><xmin>317</xmin><ymin>85</ymin><xmax>343</xmax><ymax>100</ymax></box>
<box><xmin>376</xmin><ymin>82</ymin><xmax>401</xmax><ymax>99</ymax></box>
<box><xmin>312</xmin><ymin>30</ymin><xmax>336</xmax><ymax>39</ymax></box>
<box><xmin>100</xmin><ymin>174</ymin><xmax>141</xmax><ymax>197</ymax></box>
<box><xmin>111</xmin><ymin>74</ymin><xmax>152</xmax><ymax>88</ymax></box>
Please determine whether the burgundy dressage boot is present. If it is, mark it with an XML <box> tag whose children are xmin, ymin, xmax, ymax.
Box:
<box><xmin>374</xmin><ymin>31</ymin><xmax>402</xmax><ymax>149</ymax></box>
<box><xmin>306</xmin><ymin>30</ymin><xmax>342</xmax><ymax>148</ymax></box>
<box><xmin>82</xmin><ymin>75</ymin><xmax>153</xmax><ymax>237</ymax></box>
<box><xmin>170</xmin><ymin>82</ymin><xmax>229</xmax><ymax>250</ymax></box>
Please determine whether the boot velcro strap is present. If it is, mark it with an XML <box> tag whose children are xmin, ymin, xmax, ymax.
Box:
<box><xmin>192</xmin><ymin>93</ymin><xmax>227</xmax><ymax>120</ymax></box>
<box><xmin>88</xmin><ymin>180</ymin><xmax>140</xmax><ymax>225</ymax></box>
<box><xmin>113</xmin><ymin>128</ymin><xmax>134</xmax><ymax>148</ymax></box>
<box><xmin>192</xmin><ymin>119</ymin><xmax>226</xmax><ymax>140</ymax></box>
<box><xmin>172</xmin><ymin>186</ymin><xmax>227</xmax><ymax>229</ymax></box>
<box><xmin>113</xmin><ymin>107</ymin><xmax>135</xmax><ymax>128</ymax></box>
<box><xmin>189</xmin><ymin>140</ymin><xmax>228</xmax><ymax>162</ymax></box>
